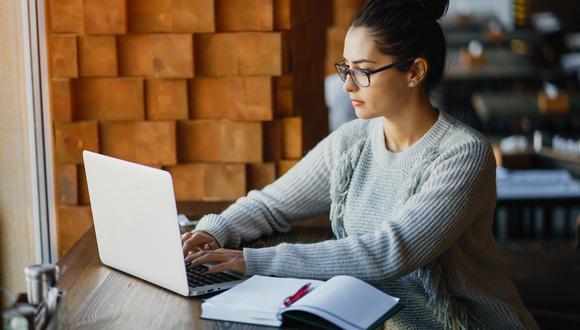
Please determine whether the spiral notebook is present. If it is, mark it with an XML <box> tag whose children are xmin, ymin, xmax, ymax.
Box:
<box><xmin>200</xmin><ymin>275</ymin><xmax>402</xmax><ymax>330</ymax></box>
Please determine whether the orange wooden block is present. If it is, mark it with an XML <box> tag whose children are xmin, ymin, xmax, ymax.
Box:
<box><xmin>51</xmin><ymin>79</ymin><xmax>73</xmax><ymax>122</ymax></box>
<box><xmin>50</xmin><ymin>35</ymin><xmax>78</xmax><ymax>78</ymax></box>
<box><xmin>57</xmin><ymin>163</ymin><xmax>78</xmax><ymax>205</ymax></box>
<box><xmin>49</xmin><ymin>0</ymin><xmax>84</xmax><ymax>33</ymax></box>
<box><xmin>203</xmin><ymin>163</ymin><xmax>246</xmax><ymax>201</ymax></box>
<box><xmin>194</xmin><ymin>33</ymin><xmax>238</xmax><ymax>76</ymax></box>
<box><xmin>118</xmin><ymin>34</ymin><xmax>153</xmax><ymax>76</ymax></box>
<box><xmin>100</xmin><ymin>121</ymin><xmax>177</xmax><ymax>166</ymax></box>
<box><xmin>215</xmin><ymin>0</ymin><xmax>273</xmax><ymax>32</ymax></box>
<box><xmin>151</xmin><ymin>34</ymin><xmax>194</xmax><ymax>77</ymax></box>
<box><xmin>74</xmin><ymin>78</ymin><xmax>144</xmax><ymax>121</ymax></box>
<box><xmin>127</xmin><ymin>0</ymin><xmax>173</xmax><ymax>32</ymax></box>
<box><xmin>281</xmin><ymin>117</ymin><xmax>302</xmax><ymax>159</ymax></box>
<box><xmin>263</xmin><ymin>120</ymin><xmax>282</xmax><ymax>161</ymax></box>
<box><xmin>57</xmin><ymin>206</ymin><xmax>93</xmax><ymax>257</ymax></box>
<box><xmin>54</xmin><ymin>121</ymin><xmax>99</xmax><ymax>164</ymax></box>
<box><xmin>78</xmin><ymin>36</ymin><xmax>117</xmax><ymax>77</ymax></box>
<box><xmin>332</xmin><ymin>0</ymin><xmax>364</xmax><ymax>26</ymax></box>
<box><xmin>146</xmin><ymin>79</ymin><xmax>189</xmax><ymax>120</ymax></box>
<box><xmin>247</xmin><ymin>162</ymin><xmax>276</xmax><ymax>191</ymax></box>
<box><xmin>172</xmin><ymin>0</ymin><xmax>215</xmax><ymax>33</ymax></box>
<box><xmin>227</xmin><ymin>77</ymin><xmax>273</xmax><ymax>121</ymax></box>
<box><xmin>118</xmin><ymin>34</ymin><xmax>194</xmax><ymax>77</ymax></box>
<box><xmin>84</xmin><ymin>0</ymin><xmax>127</xmax><ymax>34</ymax></box>
<box><xmin>78</xmin><ymin>164</ymin><xmax>91</xmax><ymax>205</ymax></box>
<box><xmin>166</xmin><ymin>164</ymin><xmax>205</xmax><ymax>201</ymax></box>
<box><xmin>177</xmin><ymin>120</ymin><xmax>222</xmax><ymax>162</ymax></box>
<box><xmin>190</xmin><ymin>77</ymin><xmax>272</xmax><ymax>120</ymax></box>
<box><xmin>274</xmin><ymin>0</ymin><xmax>291</xmax><ymax>30</ymax></box>
<box><xmin>237</xmin><ymin>32</ymin><xmax>287</xmax><ymax>76</ymax></box>
<box><xmin>277</xmin><ymin>159</ymin><xmax>298</xmax><ymax>177</ymax></box>
<box><xmin>274</xmin><ymin>0</ymin><xmax>320</xmax><ymax>30</ymax></box>
<box><xmin>274</xmin><ymin>75</ymin><xmax>293</xmax><ymax>117</ymax></box>
<box><xmin>167</xmin><ymin>163</ymin><xmax>246</xmax><ymax>201</ymax></box>
<box><xmin>188</xmin><ymin>77</ymin><xmax>229</xmax><ymax>118</ymax></box>
<box><xmin>325</xmin><ymin>26</ymin><xmax>348</xmax><ymax>75</ymax></box>
<box><xmin>221</xmin><ymin>120</ymin><xmax>263</xmax><ymax>163</ymax></box>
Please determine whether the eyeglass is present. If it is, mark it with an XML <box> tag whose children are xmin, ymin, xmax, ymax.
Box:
<box><xmin>335</xmin><ymin>58</ymin><xmax>415</xmax><ymax>88</ymax></box>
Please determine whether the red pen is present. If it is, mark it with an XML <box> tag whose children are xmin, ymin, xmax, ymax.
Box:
<box><xmin>283</xmin><ymin>282</ymin><xmax>311</xmax><ymax>307</ymax></box>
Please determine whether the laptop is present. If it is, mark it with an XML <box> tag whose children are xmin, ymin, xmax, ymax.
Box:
<box><xmin>82</xmin><ymin>150</ymin><xmax>246</xmax><ymax>296</ymax></box>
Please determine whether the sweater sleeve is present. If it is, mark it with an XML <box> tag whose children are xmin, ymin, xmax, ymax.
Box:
<box><xmin>243</xmin><ymin>140</ymin><xmax>497</xmax><ymax>285</ymax></box>
<box><xmin>193</xmin><ymin>128</ymin><xmax>337</xmax><ymax>248</ymax></box>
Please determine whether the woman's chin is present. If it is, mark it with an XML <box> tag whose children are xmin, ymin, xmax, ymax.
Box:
<box><xmin>354</xmin><ymin>106</ymin><xmax>379</xmax><ymax>120</ymax></box>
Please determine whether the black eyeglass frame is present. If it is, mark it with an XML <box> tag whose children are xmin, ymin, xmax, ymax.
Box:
<box><xmin>335</xmin><ymin>58</ymin><xmax>415</xmax><ymax>87</ymax></box>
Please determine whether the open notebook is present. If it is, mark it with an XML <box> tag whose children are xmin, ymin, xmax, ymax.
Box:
<box><xmin>201</xmin><ymin>275</ymin><xmax>402</xmax><ymax>330</ymax></box>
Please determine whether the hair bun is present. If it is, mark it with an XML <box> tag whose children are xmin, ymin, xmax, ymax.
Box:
<box><xmin>416</xmin><ymin>0</ymin><xmax>449</xmax><ymax>20</ymax></box>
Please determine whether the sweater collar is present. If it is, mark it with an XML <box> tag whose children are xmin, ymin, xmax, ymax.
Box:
<box><xmin>371</xmin><ymin>109</ymin><xmax>453</xmax><ymax>169</ymax></box>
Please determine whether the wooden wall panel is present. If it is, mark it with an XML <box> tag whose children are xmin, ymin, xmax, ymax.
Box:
<box><xmin>247</xmin><ymin>162</ymin><xmax>276</xmax><ymax>191</ymax></box>
<box><xmin>100</xmin><ymin>121</ymin><xmax>177</xmax><ymax>166</ymax></box>
<box><xmin>57</xmin><ymin>206</ymin><xmax>93</xmax><ymax>257</ymax></box>
<box><xmin>74</xmin><ymin>78</ymin><xmax>144</xmax><ymax>121</ymax></box>
<box><xmin>281</xmin><ymin>117</ymin><xmax>302</xmax><ymax>159</ymax></box>
<box><xmin>166</xmin><ymin>164</ymin><xmax>205</xmax><ymax>201</ymax></box>
<box><xmin>47</xmin><ymin>0</ymin><xmax>332</xmax><ymax>251</ymax></box>
<box><xmin>57</xmin><ymin>163</ymin><xmax>78</xmax><ymax>205</ymax></box>
<box><xmin>194</xmin><ymin>33</ymin><xmax>238</xmax><ymax>76</ymax></box>
<box><xmin>221</xmin><ymin>120</ymin><xmax>263</xmax><ymax>163</ymax></box>
<box><xmin>215</xmin><ymin>0</ymin><xmax>273</xmax><ymax>32</ymax></box>
<box><xmin>172</xmin><ymin>0</ymin><xmax>216</xmax><ymax>33</ymax></box>
<box><xmin>78</xmin><ymin>36</ymin><xmax>117</xmax><ymax>77</ymax></box>
<box><xmin>51</xmin><ymin>79</ymin><xmax>74</xmax><ymax>122</ymax></box>
<box><xmin>178</xmin><ymin>120</ymin><xmax>222</xmax><ymax>162</ymax></box>
<box><xmin>54</xmin><ymin>121</ymin><xmax>99</xmax><ymax>163</ymax></box>
<box><xmin>50</xmin><ymin>35</ymin><xmax>78</xmax><ymax>78</ymax></box>
<box><xmin>203</xmin><ymin>163</ymin><xmax>246</xmax><ymax>201</ymax></box>
<box><xmin>146</xmin><ymin>79</ymin><xmax>189</xmax><ymax>120</ymax></box>
<box><xmin>237</xmin><ymin>32</ymin><xmax>287</xmax><ymax>76</ymax></box>
<box><xmin>49</xmin><ymin>0</ymin><xmax>84</xmax><ymax>33</ymax></box>
<box><xmin>119</xmin><ymin>34</ymin><xmax>194</xmax><ymax>77</ymax></box>
<box><xmin>189</xmin><ymin>77</ymin><xmax>273</xmax><ymax>121</ymax></box>
<box><xmin>84</xmin><ymin>0</ymin><xmax>127</xmax><ymax>34</ymax></box>
<box><xmin>127</xmin><ymin>0</ymin><xmax>173</xmax><ymax>33</ymax></box>
<box><xmin>167</xmin><ymin>163</ymin><xmax>245</xmax><ymax>201</ymax></box>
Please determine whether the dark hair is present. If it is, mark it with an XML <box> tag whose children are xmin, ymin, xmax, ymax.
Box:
<box><xmin>351</xmin><ymin>0</ymin><xmax>449</xmax><ymax>92</ymax></box>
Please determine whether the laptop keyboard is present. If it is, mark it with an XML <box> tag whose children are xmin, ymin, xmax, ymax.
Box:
<box><xmin>186</xmin><ymin>264</ymin><xmax>242</xmax><ymax>287</ymax></box>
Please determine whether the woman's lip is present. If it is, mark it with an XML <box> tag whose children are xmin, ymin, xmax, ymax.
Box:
<box><xmin>351</xmin><ymin>99</ymin><xmax>365</xmax><ymax>106</ymax></box>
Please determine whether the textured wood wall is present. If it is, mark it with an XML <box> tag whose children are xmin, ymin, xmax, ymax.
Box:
<box><xmin>47</xmin><ymin>0</ymin><xmax>333</xmax><ymax>256</ymax></box>
<box><xmin>325</xmin><ymin>0</ymin><xmax>365</xmax><ymax>75</ymax></box>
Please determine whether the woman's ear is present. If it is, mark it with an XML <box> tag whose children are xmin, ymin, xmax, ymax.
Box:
<box><xmin>407</xmin><ymin>58</ymin><xmax>429</xmax><ymax>87</ymax></box>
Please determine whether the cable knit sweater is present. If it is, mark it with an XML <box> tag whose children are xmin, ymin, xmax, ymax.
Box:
<box><xmin>194</xmin><ymin>110</ymin><xmax>539</xmax><ymax>329</ymax></box>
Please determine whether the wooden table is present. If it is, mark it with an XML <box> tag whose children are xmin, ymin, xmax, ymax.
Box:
<box><xmin>55</xmin><ymin>212</ymin><xmax>580</xmax><ymax>329</ymax></box>
<box><xmin>56</xmin><ymin>221</ymin><xmax>333</xmax><ymax>329</ymax></box>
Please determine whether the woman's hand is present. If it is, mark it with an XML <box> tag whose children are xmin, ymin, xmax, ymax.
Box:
<box><xmin>185</xmin><ymin>248</ymin><xmax>246</xmax><ymax>274</ymax></box>
<box><xmin>181</xmin><ymin>230</ymin><xmax>220</xmax><ymax>257</ymax></box>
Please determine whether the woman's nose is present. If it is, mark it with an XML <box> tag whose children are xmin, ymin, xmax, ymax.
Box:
<box><xmin>342</xmin><ymin>73</ymin><xmax>359</xmax><ymax>93</ymax></box>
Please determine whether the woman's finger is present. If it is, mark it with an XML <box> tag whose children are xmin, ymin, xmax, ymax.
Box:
<box><xmin>182</xmin><ymin>236</ymin><xmax>208</xmax><ymax>256</ymax></box>
<box><xmin>181</xmin><ymin>231</ymin><xmax>193</xmax><ymax>242</ymax></box>
<box><xmin>188</xmin><ymin>251</ymin><xmax>229</xmax><ymax>268</ymax></box>
<box><xmin>206</xmin><ymin>262</ymin><xmax>235</xmax><ymax>274</ymax></box>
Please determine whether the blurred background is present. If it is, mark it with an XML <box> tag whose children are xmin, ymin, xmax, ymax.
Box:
<box><xmin>1</xmin><ymin>0</ymin><xmax>580</xmax><ymax>326</ymax></box>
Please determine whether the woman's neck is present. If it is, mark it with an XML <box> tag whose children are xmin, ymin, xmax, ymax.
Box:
<box><xmin>382</xmin><ymin>94</ymin><xmax>438</xmax><ymax>153</ymax></box>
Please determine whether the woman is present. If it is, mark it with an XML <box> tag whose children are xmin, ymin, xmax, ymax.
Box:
<box><xmin>182</xmin><ymin>0</ymin><xmax>538</xmax><ymax>328</ymax></box>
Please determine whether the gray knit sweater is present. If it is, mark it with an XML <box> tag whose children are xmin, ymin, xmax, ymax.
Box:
<box><xmin>195</xmin><ymin>110</ymin><xmax>539</xmax><ymax>329</ymax></box>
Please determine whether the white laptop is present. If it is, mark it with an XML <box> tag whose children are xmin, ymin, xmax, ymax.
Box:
<box><xmin>82</xmin><ymin>150</ymin><xmax>246</xmax><ymax>296</ymax></box>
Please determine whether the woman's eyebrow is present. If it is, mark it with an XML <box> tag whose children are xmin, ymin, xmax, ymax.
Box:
<box><xmin>350</xmin><ymin>59</ymin><xmax>377</xmax><ymax>64</ymax></box>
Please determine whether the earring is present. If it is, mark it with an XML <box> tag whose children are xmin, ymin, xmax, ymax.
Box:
<box><xmin>409</xmin><ymin>81</ymin><xmax>416</xmax><ymax>87</ymax></box>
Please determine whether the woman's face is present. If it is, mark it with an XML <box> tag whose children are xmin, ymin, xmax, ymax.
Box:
<box><xmin>342</xmin><ymin>27</ymin><xmax>413</xmax><ymax>119</ymax></box>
